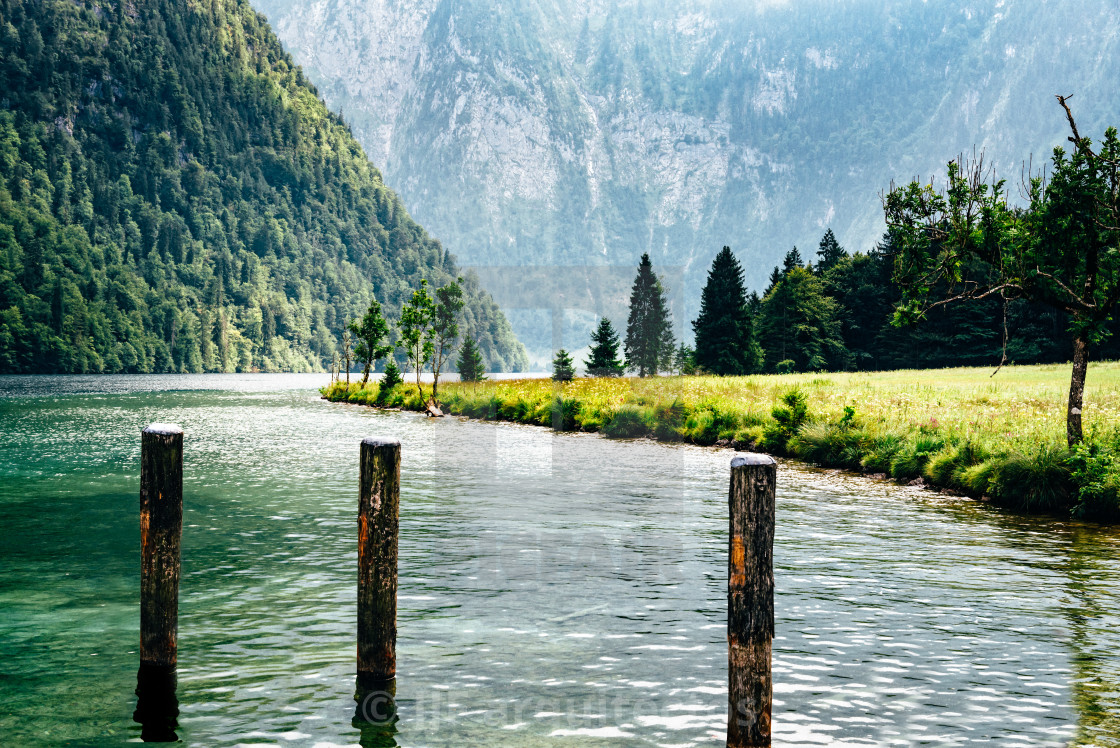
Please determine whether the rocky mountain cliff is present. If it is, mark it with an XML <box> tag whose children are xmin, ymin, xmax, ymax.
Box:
<box><xmin>252</xmin><ymin>0</ymin><xmax>1120</xmax><ymax>360</ymax></box>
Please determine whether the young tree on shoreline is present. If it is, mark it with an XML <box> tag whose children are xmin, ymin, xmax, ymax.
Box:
<box><xmin>584</xmin><ymin>318</ymin><xmax>625</xmax><ymax>377</ymax></box>
<box><xmin>430</xmin><ymin>279</ymin><xmax>465</xmax><ymax>402</ymax></box>
<box><xmin>340</xmin><ymin>329</ymin><xmax>353</xmax><ymax>385</ymax></box>
<box><xmin>349</xmin><ymin>298</ymin><xmax>393</xmax><ymax>385</ymax></box>
<box><xmin>552</xmin><ymin>349</ymin><xmax>576</xmax><ymax>381</ymax></box>
<box><xmin>399</xmin><ymin>279</ymin><xmax>435</xmax><ymax>401</ymax></box>
<box><xmin>457</xmin><ymin>336</ymin><xmax>486</xmax><ymax>382</ymax></box>
<box><xmin>624</xmin><ymin>253</ymin><xmax>675</xmax><ymax>377</ymax></box>
<box><xmin>884</xmin><ymin>97</ymin><xmax>1120</xmax><ymax>445</ymax></box>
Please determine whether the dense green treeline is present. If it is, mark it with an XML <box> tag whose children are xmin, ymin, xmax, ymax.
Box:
<box><xmin>0</xmin><ymin>0</ymin><xmax>527</xmax><ymax>373</ymax></box>
<box><xmin>697</xmin><ymin>231</ymin><xmax>1120</xmax><ymax>377</ymax></box>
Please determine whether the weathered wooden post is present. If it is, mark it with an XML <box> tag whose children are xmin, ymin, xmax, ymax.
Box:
<box><xmin>727</xmin><ymin>454</ymin><xmax>776</xmax><ymax>748</ymax></box>
<box><xmin>135</xmin><ymin>423</ymin><xmax>183</xmax><ymax>741</ymax></box>
<box><xmin>357</xmin><ymin>437</ymin><xmax>401</xmax><ymax>683</ymax></box>
<box><xmin>140</xmin><ymin>423</ymin><xmax>184</xmax><ymax>672</ymax></box>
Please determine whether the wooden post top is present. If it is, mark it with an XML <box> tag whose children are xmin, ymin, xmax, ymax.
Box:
<box><xmin>731</xmin><ymin>454</ymin><xmax>776</xmax><ymax>468</ymax></box>
<box><xmin>144</xmin><ymin>423</ymin><xmax>183</xmax><ymax>436</ymax></box>
<box><xmin>361</xmin><ymin>437</ymin><xmax>401</xmax><ymax>449</ymax></box>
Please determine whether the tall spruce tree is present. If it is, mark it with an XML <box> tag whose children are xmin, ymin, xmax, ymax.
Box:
<box><xmin>815</xmin><ymin>229</ymin><xmax>848</xmax><ymax>273</ymax></box>
<box><xmin>624</xmin><ymin>253</ymin><xmax>675</xmax><ymax>377</ymax></box>
<box><xmin>692</xmin><ymin>246</ymin><xmax>762</xmax><ymax>375</ymax></box>
<box><xmin>584</xmin><ymin>318</ymin><xmax>625</xmax><ymax>377</ymax></box>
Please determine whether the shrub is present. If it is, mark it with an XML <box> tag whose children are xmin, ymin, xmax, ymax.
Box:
<box><xmin>651</xmin><ymin>399</ymin><xmax>686</xmax><ymax>442</ymax></box>
<box><xmin>551</xmin><ymin>397</ymin><xmax>581</xmax><ymax>431</ymax></box>
<box><xmin>602</xmin><ymin>406</ymin><xmax>650</xmax><ymax>439</ymax></box>
<box><xmin>861</xmin><ymin>433</ymin><xmax>906</xmax><ymax>473</ymax></box>
<box><xmin>789</xmin><ymin>420</ymin><xmax>869</xmax><ymax>469</ymax></box>
<box><xmin>761</xmin><ymin>389</ymin><xmax>809</xmax><ymax>450</ymax></box>
<box><xmin>888</xmin><ymin>434</ymin><xmax>944</xmax><ymax>481</ymax></box>
<box><xmin>1069</xmin><ymin>442</ymin><xmax>1120</xmax><ymax>521</ymax></box>
<box><xmin>988</xmin><ymin>446</ymin><xmax>1074</xmax><ymax>513</ymax></box>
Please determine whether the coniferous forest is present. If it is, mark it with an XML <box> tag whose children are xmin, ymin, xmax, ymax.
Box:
<box><xmin>0</xmin><ymin>0</ymin><xmax>528</xmax><ymax>374</ymax></box>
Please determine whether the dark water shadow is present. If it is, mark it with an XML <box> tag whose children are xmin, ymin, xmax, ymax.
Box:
<box><xmin>353</xmin><ymin>675</ymin><xmax>398</xmax><ymax>748</ymax></box>
<box><xmin>133</xmin><ymin>663</ymin><xmax>179</xmax><ymax>742</ymax></box>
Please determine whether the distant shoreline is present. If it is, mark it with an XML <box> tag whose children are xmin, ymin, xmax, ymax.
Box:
<box><xmin>322</xmin><ymin>363</ymin><xmax>1120</xmax><ymax>524</ymax></box>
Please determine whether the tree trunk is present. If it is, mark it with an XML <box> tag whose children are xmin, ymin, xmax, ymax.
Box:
<box><xmin>1067</xmin><ymin>333</ymin><xmax>1090</xmax><ymax>446</ymax></box>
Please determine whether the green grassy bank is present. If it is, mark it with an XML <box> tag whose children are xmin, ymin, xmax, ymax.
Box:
<box><xmin>322</xmin><ymin>363</ymin><xmax>1120</xmax><ymax>522</ymax></box>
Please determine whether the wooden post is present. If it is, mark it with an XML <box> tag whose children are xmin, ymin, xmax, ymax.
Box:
<box><xmin>140</xmin><ymin>423</ymin><xmax>183</xmax><ymax>672</ymax></box>
<box><xmin>358</xmin><ymin>437</ymin><xmax>400</xmax><ymax>682</ymax></box>
<box><xmin>727</xmin><ymin>454</ymin><xmax>776</xmax><ymax>748</ymax></box>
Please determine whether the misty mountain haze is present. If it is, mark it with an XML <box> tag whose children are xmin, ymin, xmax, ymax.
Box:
<box><xmin>250</xmin><ymin>0</ymin><xmax>1120</xmax><ymax>362</ymax></box>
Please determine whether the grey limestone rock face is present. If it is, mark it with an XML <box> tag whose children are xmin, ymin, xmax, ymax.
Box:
<box><xmin>251</xmin><ymin>0</ymin><xmax>1120</xmax><ymax>356</ymax></box>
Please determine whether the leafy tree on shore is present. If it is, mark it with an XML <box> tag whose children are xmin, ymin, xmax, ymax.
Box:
<box><xmin>884</xmin><ymin>97</ymin><xmax>1120</xmax><ymax>445</ymax></box>
<box><xmin>430</xmin><ymin>280</ymin><xmax>465</xmax><ymax>401</ymax></box>
<box><xmin>585</xmin><ymin>318</ymin><xmax>625</xmax><ymax>377</ymax></box>
<box><xmin>624</xmin><ymin>253</ymin><xmax>675</xmax><ymax>377</ymax></box>
<box><xmin>552</xmin><ymin>349</ymin><xmax>576</xmax><ymax>381</ymax></box>
<box><xmin>692</xmin><ymin>246</ymin><xmax>762</xmax><ymax>375</ymax></box>
<box><xmin>758</xmin><ymin>267</ymin><xmax>847</xmax><ymax>372</ymax></box>
<box><xmin>349</xmin><ymin>299</ymin><xmax>393</xmax><ymax>385</ymax></box>
<box><xmin>457</xmin><ymin>336</ymin><xmax>486</xmax><ymax>382</ymax></box>
<box><xmin>399</xmin><ymin>280</ymin><xmax>435</xmax><ymax>401</ymax></box>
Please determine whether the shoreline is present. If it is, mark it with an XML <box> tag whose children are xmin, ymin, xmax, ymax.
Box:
<box><xmin>321</xmin><ymin>365</ymin><xmax>1120</xmax><ymax>524</ymax></box>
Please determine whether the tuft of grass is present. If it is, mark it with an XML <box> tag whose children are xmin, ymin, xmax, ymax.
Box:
<box><xmin>602</xmin><ymin>405</ymin><xmax>651</xmax><ymax>439</ymax></box>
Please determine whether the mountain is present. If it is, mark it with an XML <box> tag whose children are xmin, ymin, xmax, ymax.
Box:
<box><xmin>0</xmin><ymin>0</ymin><xmax>527</xmax><ymax>374</ymax></box>
<box><xmin>249</xmin><ymin>0</ymin><xmax>1119</xmax><ymax>362</ymax></box>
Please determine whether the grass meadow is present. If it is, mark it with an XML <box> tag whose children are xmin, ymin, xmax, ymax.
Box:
<box><xmin>323</xmin><ymin>362</ymin><xmax>1120</xmax><ymax>521</ymax></box>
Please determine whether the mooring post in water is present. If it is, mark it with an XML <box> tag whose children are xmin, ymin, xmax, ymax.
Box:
<box><xmin>726</xmin><ymin>453</ymin><xmax>776</xmax><ymax>748</ymax></box>
<box><xmin>140</xmin><ymin>423</ymin><xmax>184</xmax><ymax>671</ymax></box>
<box><xmin>357</xmin><ymin>437</ymin><xmax>401</xmax><ymax>683</ymax></box>
<box><xmin>136</xmin><ymin>423</ymin><xmax>183</xmax><ymax>741</ymax></box>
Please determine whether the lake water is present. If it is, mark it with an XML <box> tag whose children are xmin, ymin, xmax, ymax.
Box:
<box><xmin>1</xmin><ymin>374</ymin><xmax>1118</xmax><ymax>747</ymax></box>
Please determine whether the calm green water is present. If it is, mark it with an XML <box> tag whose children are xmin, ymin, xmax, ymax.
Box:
<box><xmin>1</xmin><ymin>374</ymin><xmax>1119</xmax><ymax>747</ymax></box>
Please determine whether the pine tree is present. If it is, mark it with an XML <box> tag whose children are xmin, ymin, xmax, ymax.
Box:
<box><xmin>815</xmin><ymin>229</ymin><xmax>848</xmax><ymax>273</ymax></box>
<box><xmin>584</xmin><ymin>317</ymin><xmax>625</xmax><ymax>377</ymax></box>
<box><xmin>377</xmin><ymin>358</ymin><xmax>404</xmax><ymax>402</ymax></box>
<box><xmin>782</xmin><ymin>247</ymin><xmax>804</xmax><ymax>273</ymax></box>
<box><xmin>692</xmin><ymin>246</ymin><xmax>762</xmax><ymax>375</ymax></box>
<box><xmin>624</xmin><ymin>253</ymin><xmax>675</xmax><ymax>377</ymax></box>
<box><xmin>457</xmin><ymin>336</ymin><xmax>486</xmax><ymax>381</ymax></box>
<box><xmin>675</xmin><ymin>343</ymin><xmax>696</xmax><ymax>375</ymax></box>
<box><xmin>551</xmin><ymin>349</ymin><xmax>576</xmax><ymax>381</ymax></box>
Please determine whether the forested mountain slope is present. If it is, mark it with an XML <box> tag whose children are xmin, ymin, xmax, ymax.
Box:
<box><xmin>0</xmin><ymin>0</ymin><xmax>527</xmax><ymax>373</ymax></box>
<box><xmin>251</xmin><ymin>0</ymin><xmax>1119</xmax><ymax>354</ymax></box>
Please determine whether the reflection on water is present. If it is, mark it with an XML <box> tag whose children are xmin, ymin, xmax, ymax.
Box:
<box><xmin>134</xmin><ymin>663</ymin><xmax>179</xmax><ymax>742</ymax></box>
<box><xmin>1</xmin><ymin>374</ymin><xmax>1119</xmax><ymax>746</ymax></box>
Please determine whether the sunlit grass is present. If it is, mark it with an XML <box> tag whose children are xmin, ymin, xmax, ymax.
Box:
<box><xmin>323</xmin><ymin>362</ymin><xmax>1120</xmax><ymax>522</ymax></box>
